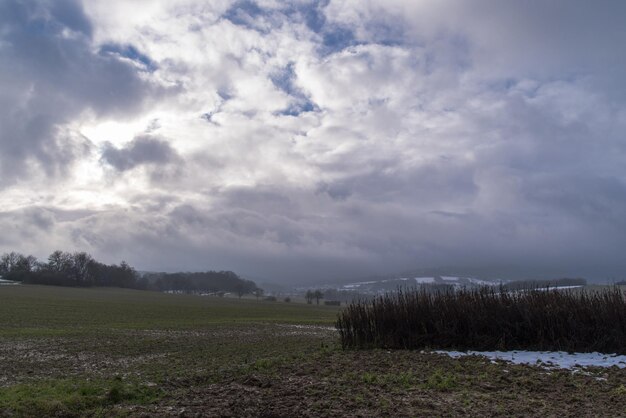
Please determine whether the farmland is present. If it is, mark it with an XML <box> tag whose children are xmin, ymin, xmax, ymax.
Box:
<box><xmin>1</xmin><ymin>285</ymin><xmax>625</xmax><ymax>417</ymax></box>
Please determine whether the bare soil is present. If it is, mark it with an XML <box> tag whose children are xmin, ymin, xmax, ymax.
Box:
<box><xmin>125</xmin><ymin>348</ymin><xmax>626</xmax><ymax>417</ymax></box>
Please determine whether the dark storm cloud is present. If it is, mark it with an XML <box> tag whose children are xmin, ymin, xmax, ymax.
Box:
<box><xmin>316</xmin><ymin>162</ymin><xmax>478</xmax><ymax>205</ymax></box>
<box><xmin>100</xmin><ymin>135</ymin><xmax>180</xmax><ymax>172</ymax></box>
<box><xmin>0</xmin><ymin>206</ymin><xmax>56</xmax><ymax>248</ymax></box>
<box><xmin>521</xmin><ymin>175</ymin><xmax>626</xmax><ymax>227</ymax></box>
<box><xmin>0</xmin><ymin>0</ymin><xmax>164</xmax><ymax>186</ymax></box>
<box><xmin>112</xmin><ymin>181</ymin><xmax>623</xmax><ymax>282</ymax></box>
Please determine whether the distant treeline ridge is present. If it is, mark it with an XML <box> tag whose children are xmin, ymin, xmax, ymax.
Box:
<box><xmin>146</xmin><ymin>271</ymin><xmax>259</xmax><ymax>296</ymax></box>
<box><xmin>0</xmin><ymin>251</ymin><xmax>143</xmax><ymax>288</ymax></box>
<box><xmin>0</xmin><ymin>251</ymin><xmax>258</xmax><ymax>295</ymax></box>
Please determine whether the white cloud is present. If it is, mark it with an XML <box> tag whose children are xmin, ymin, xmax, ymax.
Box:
<box><xmin>1</xmin><ymin>0</ymin><xmax>625</xmax><ymax>282</ymax></box>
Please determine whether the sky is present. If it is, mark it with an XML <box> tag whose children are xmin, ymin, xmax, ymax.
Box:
<box><xmin>1</xmin><ymin>0</ymin><xmax>625</xmax><ymax>284</ymax></box>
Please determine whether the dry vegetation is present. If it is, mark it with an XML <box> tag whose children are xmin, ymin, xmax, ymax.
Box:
<box><xmin>337</xmin><ymin>286</ymin><xmax>626</xmax><ymax>353</ymax></box>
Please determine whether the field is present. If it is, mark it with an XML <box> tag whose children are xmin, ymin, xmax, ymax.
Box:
<box><xmin>1</xmin><ymin>286</ymin><xmax>625</xmax><ymax>417</ymax></box>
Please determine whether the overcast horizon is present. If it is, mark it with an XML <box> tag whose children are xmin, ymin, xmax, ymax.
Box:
<box><xmin>1</xmin><ymin>0</ymin><xmax>626</xmax><ymax>284</ymax></box>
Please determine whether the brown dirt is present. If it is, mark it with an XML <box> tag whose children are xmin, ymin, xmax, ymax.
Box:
<box><xmin>123</xmin><ymin>350</ymin><xmax>626</xmax><ymax>417</ymax></box>
<box><xmin>2</xmin><ymin>325</ymin><xmax>624</xmax><ymax>417</ymax></box>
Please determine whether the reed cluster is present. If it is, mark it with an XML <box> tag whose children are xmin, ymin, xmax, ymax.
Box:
<box><xmin>336</xmin><ymin>286</ymin><xmax>626</xmax><ymax>353</ymax></box>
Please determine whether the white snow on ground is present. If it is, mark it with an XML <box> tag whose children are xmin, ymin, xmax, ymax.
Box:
<box><xmin>435</xmin><ymin>350</ymin><xmax>626</xmax><ymax>369</ymax></box>
<box><xmin>342</xmin><ymin>281</ymin><xmax>378</xmax><ymax>288</ymax></box>
<box><xmin>414</xmin><ymin>277</ymin><xmax>436</xmax><ymax>284</ymax></box>
<box><xmin>536</xmin><ymin>285</ymin><xmax>584</xmax><ymax>291</ymax></box>
<box><xmin>0</xmin><ymin>279</ymin><xmax>19</xmax><ymax>286</ymax></box>
<box><xmin>466</xmin><ymin>278</ymin><xmax>498</xmax><ymax>286</ymax></box>
<box><xmin>507</xmin><ymin>286</ymin><xmax>585</xmax><ymax>296</ymax></box>
<box><xmin>278</xmin><ymin>324</ymin><xmax>337</xmax><ymax>331</ymax></box>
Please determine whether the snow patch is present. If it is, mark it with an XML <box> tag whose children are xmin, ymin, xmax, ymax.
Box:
<box><xmin>465</xmin><ymin>278</ymin><xmax>497</xmax><ymax>286</ymax></box>
<box><xmin>434</xmin><ymin>350</ymin><xmax>626</xmax><ymax>369</ymax></box>
<box><xmin>343</xmin><ymin>280</ymin><xmax>377</xmax><ymax>289</ymax></box>
<box><xmin>536</xmin><ymin>285</ymin><xmax>584</xmax><ymax>291</ymax></box>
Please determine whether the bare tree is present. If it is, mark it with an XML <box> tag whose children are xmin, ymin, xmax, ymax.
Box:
<box><xmin>235</xmin><ymin>282</ymin><xmax>246</xmax><ymax>298</ymax></box>
<box><xmin>47</xmin><ymin>250</ymin><xmax>70</xmax><ymax>273</ymax></box>
<box><xmin>15</xmin><ymin>254</ymin><xmax>38</xmax><ymax>273</ymax></box>
<box><xmin>71</xmin><ymin>252</ymin><xmax>96</xmax><ymax>286</ymax></box>
<box><xmin>314</xmin><ymin>290</ymin><xmax>324</xmax><ymax>305</ymax></box>
<box><xmin>1</xmin><ymin>252</ymin><xmax>38</xmax><ymax>280</ymax></box>
<box><xmin>0</xmin><ymin>252</ymin><xmax>20</xmax><ymax>276</ymax></box>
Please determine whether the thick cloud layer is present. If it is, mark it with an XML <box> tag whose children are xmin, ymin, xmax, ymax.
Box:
<box><xmin>1</xmin><ymin>1</ymin><xmax>625</xmax><ymax>283</ymax></box>
<box><xmin>0</xmin><ymin>0</ymin><xmax>171</xmax><ymax>186</ymax></box>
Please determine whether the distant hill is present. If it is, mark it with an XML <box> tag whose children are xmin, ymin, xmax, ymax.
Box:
<box><xmin>317</xmin><ymin>276</ymin><xmax>589</xmax><ymax>295</ymax></box>
<box><xmin>317</xmin><ymin>275</ymin><xmax>501</xmax><ymax>295</ymax></box>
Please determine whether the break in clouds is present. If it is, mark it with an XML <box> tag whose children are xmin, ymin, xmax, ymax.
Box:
<box><xmin>1</xmin><ymin>0</ymin><xmax>626</xmax><ymax>283</ymax></box>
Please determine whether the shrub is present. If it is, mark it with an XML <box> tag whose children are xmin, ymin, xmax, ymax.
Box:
<box><xmin>336</xmin><ymin>286</ymin><xmax>626</xmax><ymax>353</ymax></box>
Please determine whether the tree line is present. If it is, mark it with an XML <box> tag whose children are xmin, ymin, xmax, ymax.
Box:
<box><xmin>0</xmin><ymin>251</ymin><xmax>259</xmax><ymax>296</ymax></box>
<box><xmin>305</xmin><ymin>289</ymin><xmax>324</xmax><ymax>304</ymax></box>
<box><xmin>0</xmin><ymin>251</ymin><xmax>146</xmax><ymax>288</ymax></box>
<box><xmin>145</xmin><ymin>271</ymin><xmax>259</xmax><ymax>296</ymax></box>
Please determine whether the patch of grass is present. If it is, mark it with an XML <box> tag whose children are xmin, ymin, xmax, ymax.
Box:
<box><xmin>361</xmin><ymin>371</ymin><xmax>378</xmax><ymax>384</ymax></box>
<box><xmin>388</xmin><ymin>371</ymin><xmax>415</xmax><ymax>389</ymax></box>
<box><xmin>0</xmin><ymin>378</ymin><xmax>161</xmax><ymax>416</ymax></box>
<box><xmin>0</xmin><ymin>285</ymin><xmax>340</xmax><ymax>337</ymax></box>
<box><xmin>359</xmin><ymin>371</ymin><xmax>418</xmax><ymax>388</ymax></box>
<box><xmin>251</xmin><ymin>357</ymin><xmax>284</xmax><ymax>372</ymax></box>
<box><xmin>423</xmin><ymin>369</ymin><xmax>459</xmax><ymax>391</ymax></box>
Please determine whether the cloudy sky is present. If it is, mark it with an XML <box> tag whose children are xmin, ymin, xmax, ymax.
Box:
<box><xmin>1</xmin><ymin>0</ymin><xmax>625</xmax><ymax>283</ymax></box>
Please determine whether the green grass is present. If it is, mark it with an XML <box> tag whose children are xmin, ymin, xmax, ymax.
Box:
<box><xmin>0</xmin><ymin>285</ymin><xmax>340</xmax><ymax>416</ymax></box>
<box><xmin>0</xmin><ymin>377</ymin><xmax>161</xmax><ymax>416</ymax></box>
<box><xmin>0</xmin><ymin>285</ymin><xmax>339</xmax><ymax>337</ymax></box>
<box><xmin>423</xmin><ymin>368</ymin><xmax>459</xmax><ymax>391</ymax></box>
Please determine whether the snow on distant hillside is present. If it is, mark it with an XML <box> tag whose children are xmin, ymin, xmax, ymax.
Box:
<box><xmin>412</xmin><ymin>277</ymin><xmax>436</xmax><ymax>284</ymax></box>
<box><xmin>335</xmin><ymin>276</ymin><xmax>501</xmax><ymax>294</ymax></box>
<box><xmin>342</xmin><ymin>281</ymin><xmax>377</xmax><ymax>289</ymax></box>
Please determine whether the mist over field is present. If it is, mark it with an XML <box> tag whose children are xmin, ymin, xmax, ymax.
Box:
<box><xmin>2</xmin><ymin>0</ymin><xmax>626</xmax><ymax>283</ymax></box>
